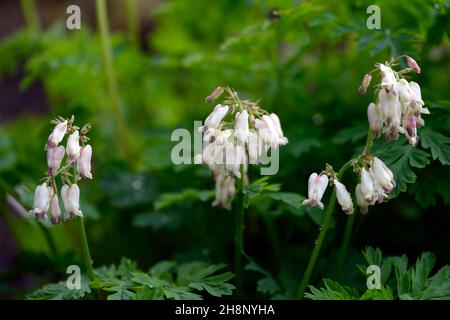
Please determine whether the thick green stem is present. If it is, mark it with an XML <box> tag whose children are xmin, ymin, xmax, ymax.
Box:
<box><xmin>297</xmin><ymin>160</ymin><xmax>353</xmax><ymax>299</ymax></box>
<box><xmin>76</xmin><ymin>216</ymin><xmax>95</xmax><ymax>280</ymax></box>
<box><xmin>234</xmin><ymin>164</ymin><xmax>245</xmax><ymax>298</ymax></box>
<box><xmin>96</xmin><ymin>0</ymin><xmax>131</xmax><ymax>160</ymax></box>
<box><xmin>124</xmin><ymin>0</ymin><xmax>139</xmax><ymax>47</ymax></box>
<box><xmin>20</xmin><ymin>0</ymin><xmax>41</xmax><ymax>32</ymax></box>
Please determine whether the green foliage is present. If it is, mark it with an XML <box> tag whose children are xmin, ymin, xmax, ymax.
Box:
<box><xmin>27</xmin><ymin>258</ymin><xmax>234</xmax><ymax>300</ymax></box>
<box><xmin>306</xmin><ymin>248</ymin><xmax>450</xmax><ymax>300</ymax></box>
<box><xmin>374</xmin><ymin>138</ymin><xmax>430</xmax><ymax>197</ymax></box>
<box><xmin>91</xmin><ymin>258</ymin><xmax>234</xmax><ymax>300</ymax></box>
<box><xmin>27</xmin><ymin>276</ymin><xmax>91</xmax><ymax>300</ymax></box>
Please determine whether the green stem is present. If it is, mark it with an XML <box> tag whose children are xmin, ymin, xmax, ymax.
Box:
<box><xmin>234</xmin><ymin>164</ymin><xmax>245</xmax><ymax>298</ymax></box>
<box><xmin>38</xmin><ymin>223</ymin><xmax>58</xmax><ymax>256</ymax></box>
<box><xmin>336</xmin><ymin>212</ymin><xmax>356</xmax><ymax>271</ymax></box>
<box><xmin>76</xmin><ymin>216</ymin><xmax>95</xmax><ymax>280</ymax></box>
<box><xmin>20</xmin><ymin>0</ymin><xmax>41</xmax><ymax>32</ymax></box>
<box><xmin>96</xmin><ymin>0</ymin><xmax>131</xmax><ymax>160</ymax></box>
<box><xmin>336</xmin><ymin>129</ymin><xmax>373</xmax><ymax>270</ymax></box>
<box><xmin>124</xmin><ymin>0</ymin><xmax>139</xmax><ymax>47</ymax></box>
<box><xmin>296</xmin><ymin>160</ymin><xmax>353</xmax><ymax>299</ymax></box>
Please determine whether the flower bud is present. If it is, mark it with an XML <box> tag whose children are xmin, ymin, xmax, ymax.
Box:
<box><xmin>406</xmin><ymin>56</ymin><xmax>421</xmax><ymax>74</ymax></box>
<box><xmin>302</xmin><ymin>173</ymin><xmax>329</xmax><ymax>210</ymax></box>
<box><xmin>49</xmin><ymin>195</ymin><xmax>61</xmax><ymax>225</ymax></box>
<box><xmin>46</xmin><ymin>121</ymin><xmax>67</xmax><ymax>150</ymax></box>
<box><xmin>205</xmin><ymin>87</ymin><xmax>224</xmax><ymax>104</ymax></box>
<box><xmin>358</xmin><ymin>73</ymin><xmax>372</xmax><ymax>94</ymax></box>
<box><xmin>334</xmin><ymin>179</ymin><xmax>354</xmax><ymax>215</ymax></box>
<box><xmin>47</xmin><ymin>146</ymin><xmax>65</xmax><ymax>176</ymax></box>
<box><xmin>77</xmin><ymin>145</ymin><xmax>93</xmax><ymax>179</ymax></box>
<box><xmin>66</xmin><ymin>130</ymin><xmax>81</xmax><ymax>162</ymax></box>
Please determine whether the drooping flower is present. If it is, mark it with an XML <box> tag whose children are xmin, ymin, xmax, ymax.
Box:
<box><xmin>370</xmin><ymin>157</ymin><xmax>395</xmax><ymax>193</ymax></box>
<box><xmin>203</xmin><ymin>104</ymin><xmax>229</xmax><ymax>131</ymax></box>
<box><xmin>212</xmin><ymin>174</ymin><xmax>236</xmax><ymax>209</ymax></box>
<box><xmin>49</xmin><ymin>195</ymin><xmax>61</xmax><ymax>225</ymax></box>
<box><xmin>247</xmin><ymin>131</ymin><xmax>261</xmax><ymax>165</ymax></box>
<box><xmin>235</xmin><ymin>110</ymin><xmax>249</xmax><ymax>144</ymax></box>
<box><xmin>47</xmin><ymin>146</ymin><xmax>65</xmax><ymax>176</ymax></box>
<box><xmin>355</xmin><ymin>183</ymin><xmax>369</xmax><ymax>214</ymax></box>
<box><xmin>360</xmin><ymin>168</ymin><xmax>374</xmax><ymax>202</ymax></box>
<box><xmin>61</xmin><ymin>184</ymin><xmax>83</xmax><ymax>220</ymax></box>
<box><xmin>334</xmin><ymin>179</ymin><xmax>354</xmax><ymax>215</ymax></box>
<box><xmin>46</xmin><ymin>120</ymin><xmax>67</xmax><ymax>150</ymax></box>
<box><xmin>406</xmin><ymin>56</ymin><xmax>421</xmax><ymax>74</ymax></box>
<box><xmin>269</xmin><ymin>113</ymin><xmax>288</xmax><ymax>146</ymax></box>
<box><xmin>77</xmin><ymin>145</ymin><xmax>93</xmax><ymax>179</ymax></box>
<box><xmin>367</xmin><ymin>103</ymin><xmax>383</xmax><ymax>139</ymax></box>
<box><xmin>30</xmin><ymin>183</ymin><xmax>51</xmax><ymax>220</ymax></box>
<box><xmin>378</xmin><ymin>89</ymin><xmax>403</xmax><ymax>141</ymax></box>
<box><xmin>302</xmin><ymin>173</ymin><xmax>329</xmax><ymax>210</ymax></box>
<box><xmin>378</xmin><ymin>63</ymin><xmax>396</xmax><ymax>91</ymax></box>
<box><xmin>66</xmin><ymin>130</ymin><xmax>81</xmax><ymax>162</ymax></box>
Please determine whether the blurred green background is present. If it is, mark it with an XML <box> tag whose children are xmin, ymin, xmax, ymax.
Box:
<box><xmin>0</xmin><ymin>0</ymin><xmax>449</xmax><ymax>299</ymax></box>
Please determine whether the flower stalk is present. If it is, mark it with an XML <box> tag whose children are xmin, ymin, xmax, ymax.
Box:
<box><xmin>298</xmin><ymin>56</ymin><xmax>426</xmax><ymax>299</ymax></box>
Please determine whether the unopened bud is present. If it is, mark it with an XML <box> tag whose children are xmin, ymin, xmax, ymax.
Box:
<box><xmin>205</xmin><ymin>87</ymin><xmax>224</xmax><ymax>104</ymax></box>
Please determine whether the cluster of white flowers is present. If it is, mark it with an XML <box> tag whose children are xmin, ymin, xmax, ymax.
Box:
<box><xmin>302</xmin><ymin>156</ymin><xmax>395</xmax><ymax>215</ymax></box>
<box><xmin>196</xmin><ymin>87</ymin><xmax>288</xmax><ymax>209</ymax></box>
<box><xmin>362</xmin><ymin>56</ymin><xmax>429</xmax><ymax>145</ymax></box>
<box><xmin>30</xmin><ymin>116</ymin><xmax>93</xmax><ymax>224</ymax></box>
<box><xmin>303</xmin><ymin>56</ymin><xmax>424</xmax><ymax>215</ymax></box>
<box><xmin>355</xmin><ymin>157</ymin><xmax>395</xmax><ymax>214</ymax></box>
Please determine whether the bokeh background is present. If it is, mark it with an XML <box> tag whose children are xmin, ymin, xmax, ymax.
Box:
<box><xmin>0</xmin><ymin>0</ymin><xmax>449</xmax><ymax>299</ymax></box>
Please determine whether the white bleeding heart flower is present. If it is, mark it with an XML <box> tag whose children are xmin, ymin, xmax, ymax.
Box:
<box><xmin>247</xmin><ymin>131</ymin><xmax>261</xmax><ymax>165</ymax></box>
<box><xmin>379</xmin><ymin>63</ymin><xmax>396</xmax><ymax>91</ymax></box>
<box><xmin>269</xmin><ymin>113</ymin><xmax>288</xmax><ymax>146</ymax></box>
<box><xmin>355</xmin><ymin>183</ymin><xmax>369</xmax><ymax>214</ymax></box>
<box><xmin>212</xmin><ymin>174</ymin><xmax>236</xmax><ymax>210</ymax></box>
<box><xmin>367</xmin><ymin>103</ymin><xmax>383</xmax><ymax>139</ymax></box>
<box><xmin>334</xmin><ymin>179</ymin><xmax>354</xmax><ymax>215</ymax></box>
<box><xmin>403</xmin><ymin>113</ymin><xmax>418</xmax><ymax>145</ymax></box>
<box><xmin>49</xmin><ymin>195</ymin><xmax>61</xmax><ymax>225</ymax></box>
<box><xmin>203</xmin><ymin>104</ymin><xmax>229</xmax><ymax>131</ymax></box>
<box><xmin>235</xmin><ymin>110</ymin><xmax>249</xmax><ymax>144</ymax></box>
<box><xmin>30</xmin><ymin>183</ymin><xmax>52</xmax><ymax>220</ymax></box>
<box><xmin>370</xmin><ymin>157</ymin><xmax>395</xmax><ymax>192</ymax></box>
<box><xmin>77</xmin><ymin>145</ymin><xmax>93</xmax><ymax>179</ymax></box>
<box><xmin>61</xmin><ymin>184</ymin><xmax>83</xmax><ymax>220</ymax></box>
<box><xmin>47</xmin><ymin>146</ymin><xmax>65</xmax><ymax>176</ymax></box>
<box><xmin>46</xmin><ymin>120</ymin><xmax>67</xmax><ymax>150</ymax></box>
<box><xmin>302</xmin><ymin>173</ymin><xmax>329</xmax><ymax>210</ymax></box>
<box><xmin>66</xmin><ymin>130</ymin><xmax>81</xmax><ymax>162</ymax></box>
<box><xmin>396</xmin><ymin>79</ymin><xmax>414</xmax><ymax>109</ymax></box>
<box><xmin>360</xmin><ymin>168</ymin><xmax>374</xmax><ymax>202</ymax></box>
<box><xmin>378</xmin><ymin>89</ymin><xmax>403</xmax><ymax>141</ymax></box>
